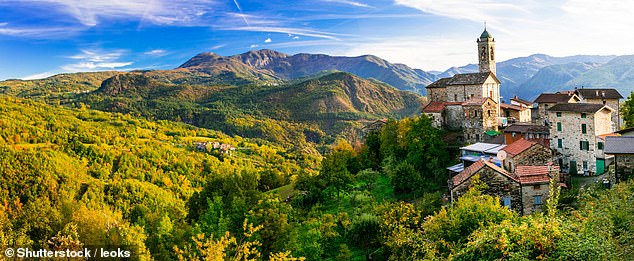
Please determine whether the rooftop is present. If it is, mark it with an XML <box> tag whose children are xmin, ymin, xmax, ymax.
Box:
<box><xmin>503</xmin><ymin>123</ymin><xmax>550</xmax><ymax>134</ymax></box>
<box><xmin>510</xmin><ymin>96</ymin><xmax>533</xmax><ymax>106</ymax></box>
<box><xmin>604</xmin><ymin>136</ymin><xmax>634</xmax><ymax>154</ymax></box>
<box><xmin>515</xmin><ymin>165</ymin><xmax>557</xmax><ymax>184</ymax></box>
<box><xmin>501</xmin><ymin>138</ymin><xmax>538</xmax><ymax>157</ymax></box>
<box><xmin>426</xmin><ymin>77</ymin><xmax>452</xmax><ymax>89</ymax></box>
<box><xmin>452</xmin><ymin>159</ymin><xmax>518</xmax><ymax>187</ymax></box>
<box><xmin>426</xmin><ymin>72</ymin><xmax>499</xmax><ymax>89</ymax></box>
<box><xmin>548</xmin><ymin>103</ymin><xmax>611</xmax><ymax>113</ymax></box>
<box><xmin>461</xmin><ymin>142</ymin><xmax>506</xmax><ymax>154</ymax></box>
<box><xmin>575</xmin><ymin>88</ymin><xmax>623</xmax><ymax>99</ymax></box>
<box><xmin>534</xmin><ymin>93</ymin><xmax>574</xmax><ymax>103</ymax></box>
<box><xmin>500</xmin><ymin>103</ymin><xmax>526</xmax><ymax>111</ymax></box>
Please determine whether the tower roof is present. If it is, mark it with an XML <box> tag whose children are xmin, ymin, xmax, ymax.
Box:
<box><xmin>480</xmin><ymin>29</ymin><xmax>492</xmax><ymax>39</ymax></box>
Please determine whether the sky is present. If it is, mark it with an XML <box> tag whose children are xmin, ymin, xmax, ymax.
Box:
<box><xmin>1</xmin><ymin>0</ymin><xmax>634</xmax><ymax>80</ymax></box>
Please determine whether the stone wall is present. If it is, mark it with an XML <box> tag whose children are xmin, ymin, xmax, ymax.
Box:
<box><xmin>427</xmin><ymin>88</ymin><xmax>447</xmax><ymax>103</ymax></box>
<box><xmin>584</xmin><ymin>98</ymin><xmax>620</xmax><ymax>129</ymax></box>
<box><xmin>505</xmin><ymin>144</ymin><xmax>552</xmax><ymax>172</ymax></box>
<box><xmin>520</xmin><ymin>182</ymin><xmax>550</xmax><ymax>215</ymax></box>
<box><xmin>425</xmin><ymin>112</ymin><xmax>443</xmax><ymax>129</ymax></box>
<box><xmin>446</xmin><ymin>84</ymin><xmax>485</xmax><ymax>102</ymax></box>
<box><xmin>451</xmin><ymin>166</ymin><xmax>523</xmax><ymax>213</ymax></box>
<box><xmin>550</xmin><ymin>111</ymin><xmax>609</xmax><ymax>175</ymax></box>
<box><xmin>614</xmin><ymin>155</ymin><xmax>634</xmax><ymax>181</ymax></box>
<box><xmin>445</xmin><ymin>104</ymin><xmax>464</xmax><ymax>131</ymax></box>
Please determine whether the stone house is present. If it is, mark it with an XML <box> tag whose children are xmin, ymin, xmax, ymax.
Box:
<box><xmin>532</xmin><ymin>93</ymin><xmax>580</xmax><ymax>125</ymax></box>
<box><xmin>422</xmin><ymin>101</ymin><xmax>462</xmax><ymax>129</ymax></box>
<box><xmin>500</xmin><ymin>102</ymin><xmax>531</xmax><ymax>123</ymax></box>
<box><xmin>462</xmin><ymin>97</ymin><xmax>499</xmax><ymax>144</ymax></box>
<box><xmin>548</xmin><ymin>103</ymin><xmax>614</xmax><ymax>175</ymax></box>
<box><xmin>503</xmin><ymin>123</ymin><xmax>550</xmax><ymax>146</ymax></box>
<box><xmin>510</xmin><ymin>95</ymin><xmax>533</xmax><ymax>108</ymax></box>
<box><xmin>499</xmin><ymin>138</ymin><xmax>552</xmax><ymax>173</ymax></box>
<box><xmin>449</xmin><ymin>159</ymin><xmax>558</xmax><ymax>215</ymax></box>
<box><xmin>574</xmin><ymin>88</ymin><xmax>623</xmax><ymax>129</ymax></box>
<box><xmin>447</xmin><ymin>142</ymin><xmax>506</xmax><ymax>175</ymax></box>
<box><xmin>605</xmin><ymin>136</ymin><xmax>634</xmax><ymax>182</ymax></box>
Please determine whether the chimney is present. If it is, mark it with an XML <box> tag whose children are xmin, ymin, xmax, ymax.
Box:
<box><xmin>596</xmin><ymin>90</ymin><xmax>599</xmax><ymax>96</ymax></box>
<box><xmin>602</xmin><ymin>91</ymin><xmax>605</xmax><ymax>97</ymax></box>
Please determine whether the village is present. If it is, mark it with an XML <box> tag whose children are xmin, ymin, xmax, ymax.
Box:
<box><xmin>422</xmin><ymin>28</ymin><xmax>634</xmax><ymax>215</ymax></box>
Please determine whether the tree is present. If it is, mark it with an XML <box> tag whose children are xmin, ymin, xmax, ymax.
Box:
<box><xmin>623</xmin><ymin>92</ymin><xmax>634</xmax><ymax>128</ymax></box>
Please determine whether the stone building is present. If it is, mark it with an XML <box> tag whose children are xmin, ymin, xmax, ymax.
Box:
<box><xmin>449</xmin><ymin>159</ymin><xmax>558</xmax><ymax>215</ymax></box>
<box><xmin>462</xmin><ymin>97</ymin><xmax>498</xmax><ymax>143</ymax></box>
<box><xmin>500</xmin><ymin>102</ymin><xmax>531</xmax><ymax>123</ymax></box>
<box><xmin>532</xmin><ymin>93</ymin><xmax>580</xmax><ymax>125</ymax></box>
<box><xmin>503</xmin><ymin>123</ymin><xmax>550</xmax><ymax>146</ymax></box>
<box><xmin>424</xmin><ymin>28</ymin><xmax>501</xmax><ymax>142</ymax></box>
<box><xmin>605</xmin><ymin>136</ymin><xmax>634</xmax><ymax>182</ymax></box>
<box><xmin>510</xmin><ymin>96</ymin><xmax>533</xmax><ymax>108</ymax></box>
<box><xmin>574</xmin><ymin>88</ymin><xmax>623</xmax><ymax>129</ymax></box>
<box><xmin>499</xmin><ymin>138</ymin><xmax>552</xmax><ymax>173</ymax></box>
<box><xmin>548</xmin><ymin>103</ymin><xmax>614</xmax><ymax>175</ymax></box>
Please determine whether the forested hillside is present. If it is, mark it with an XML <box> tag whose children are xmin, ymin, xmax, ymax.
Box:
<box><xmin>2</xmin><ymin>97</ymin><xmax>633</xmax><ymax>260</ymax></box>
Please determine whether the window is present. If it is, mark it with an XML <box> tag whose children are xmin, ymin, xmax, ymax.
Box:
<box><xmin>557</xmin><ymin>122</ymin><xmax>562</xmax><ymax>131</ymax></box>
<box><xmin>583</xmin><ymin>161</ymin><xmax>588</xmax><ymax>170</ymax></box>
<box><xmin>454</xmin><ymin>94</ymin><xmax>458</xmax><ymax>101</ymax></box>
<box><xmin>533</xmin><ymin>195</ymin><xmax>542</xmax><ymax>206</ymax></box>
<box><xmin>603</xmin><ymin>100</ymin><xmax>607</xmax><ymax>105</ymax></box>
<box><xmin>558</xmin><ymin>139</ymin><xmax>563</xmax><ymax>148</ymax></box>
<box><xmin>533</xmin><ymin>185</ymin><xmax>541</xmax><ymax>190</ymax></box>
<box><xmin>488</xmin><ymin>110</ymin><xmax>491</xmax><ymax>117</ymax></box>
<box><xmin>489</xmin><ymin>90</ymin><xmax>493</xmax><ymax>98</ymax></box>
<box><xmin>581</xmin><ymin>124</ymin><xmax>587</xmax><ymax>134</ymax></box>
<box><xmin>512</xmin><ymin>132</ymin><xmax>516</xmax><ymax>137</ymax></box>
<box><xmin>580</xmin><ymin>141</ymin><xmax>589</xmax><ymax>151</ymax></box>
<box><xmin>598</xmin><ymin>142</ymin><xmax>604</xmax><ymax>150</ymax></box>
<box><xmin>503</xmin><ymin>196</ymin><xmax>511</xmax><ymax>208</ymax></box>
<box><xmin>476</xmin><ymin>134</ymin><xmax>480</xmax><ymax>141</ymax></box>
<box><xmin>581</xmin><ymin>113</ymin><xmax>587</xmax><ymax>118</ymax></box>
<box><xmin>557</xmin><ymin>112</ymin><xmax>562</xmax><ymax>117</ymax></box>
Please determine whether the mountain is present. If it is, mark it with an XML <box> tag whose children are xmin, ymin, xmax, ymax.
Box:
<box><xmin>558</xmin><ymin>55</ymin><xmax>634</xmax><ymax>96</ymax></box>
<box><xmin>179</xmin><ymin>49</ymin><xmax>436</xmax><ymax>93</ymax></box>
<box><xmin>86</xmin><ymin>71</ymin><xmax>425</xmax><ymax>144</ymax></box>
<box><xmin>516</xmin><ymin>62</ymin><xmax>602</xmax><ymax>100</ymax></box>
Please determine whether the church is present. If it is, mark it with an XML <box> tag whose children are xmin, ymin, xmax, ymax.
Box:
<box><xmin>423</xmin><ymin>28</ymin><xmax>501</xmax><ymax>143</ymax></box>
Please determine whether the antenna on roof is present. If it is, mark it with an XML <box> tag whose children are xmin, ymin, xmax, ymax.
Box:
<box><xmin>484</xmin><ymin>21</ymin><xmax>487</xmax><ymax>30</ymax></box>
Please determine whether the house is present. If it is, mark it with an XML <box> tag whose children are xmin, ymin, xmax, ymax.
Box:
<box><xmin>449</xmin><ymin>159</ymin><xmax>558</xmax><ymax>215</ymax></box>
<box><xmin>422</xmin><ymin>102</ymin><xmax>462</xmax><ymax>129</ymax></box>
<box><xmin>574</xmin><ymin>88</ymin><xmax>623</xmax><ymax>129</ymax></box>
<box><xmin>446</xmin><ymin>142</ymin><xmax>506</xmax><ymax>175</ymax></box>
<box><xmin>548</xmin><ymin>103</ymin><xmax>614</xmax><ymax>175</ymax></box>
<box><xmin>510</xmin><ymin>95</ymin><xmax>533</xmax><ymax>108</ymax></box>
<box><xmin>500</xmin><ymin>102</ymin><xmax>531</xmax><ymax>123</ymax></box>
<box><xmin>503</xmin><ymin>123</ymin><xmax>550</xmax><ymax>146</ymax></box>
<box><xmin>462</xmin><ymin>97</ymin><xmax>499</xmax><ymax>143</ymax></box>
<box><xmin>532</xmin><ymin>93</ymin><xmax>581</xmax><ymax>125</ymax></box>
<box><xmin>498</xmin><ymin>138</ymin><xmax>552</xmax><ymax>173</ymax></box>
<box><xmin>605</xmin><ymin>136</ymin><xmax>634</xmax><ymax>182</ymax></box>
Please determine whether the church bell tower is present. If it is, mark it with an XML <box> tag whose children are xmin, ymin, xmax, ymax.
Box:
<box><xmin>477</xmin><ymin>25</ymin><xmax>496</xmax><ymax>75</ymax></box>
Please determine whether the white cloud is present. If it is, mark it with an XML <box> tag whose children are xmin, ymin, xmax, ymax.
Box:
<box><xmin>144</xmin><ymin>49</ymin><xmax>167</xmax><ymax>56</ymax></box>
<box><xmin>250</xmin><ymin>44</ymin><xmax>259</xmax><ymax>48</ymax></box>
<box><xmin>221</xmin><ymin>26</ymin><xmax>346</xmax><ymax>40</ymax></box>
<box><xmin>322</xmin><ymin>0</ymin><xmax>372</xmax><ymax>8</ymax></box>
<box><xmin>211</xmin><ymin>44</ymin><xmax>226</xmax><ymax>50</ymax></box>
<box><xmin>0</xmin><ymin>22</ymin><xmax>7</xmax><ymax>26</ymax></box>
<box><xmin>22</xmin><ymin>71</ymin><xmax>58</xmax><ymax>80</ymax></box>
<box><xmin>0</xmin><ymin>25</ymin><xmax>81</xmax><ymax>38</ymax></box>
<box><xmin>293</xmin><ymin>36</ymin><xmax>300</xmax><ymax>40</ymax></box>
<box><xmin>61</xmin><ymin>49</ymin><xmax>132</xmax><ymax>72</ymax></box>
<box><xmin>6</xmin><ymin>0</ymin><xmax>218</xmax><ymax>27</ymax></box>
<box><xmin>264</xmin><ymin>38</ymin><xmax>272</xmax><ymax>43</ymax></box>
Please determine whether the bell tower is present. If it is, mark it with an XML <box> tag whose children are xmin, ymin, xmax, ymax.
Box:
<box><xmin>477</xmin><ymin>24</ymin><xmax>496</xmax><ymax>75</ymax></box>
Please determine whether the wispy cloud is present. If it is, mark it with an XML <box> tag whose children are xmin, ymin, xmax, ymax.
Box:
<box><xmin>0</xmin><ymin>25</ymin><xmax>81</xmax><ymax>38</ymax></box>
<box><xmin>61</xmin><ymin>49</ymin><xmax>132</xmax><ymax>72</ymax></box>
<box><xmin>144</xmin><ymin>49</ymin><xmax>167</xmax><ymax>56</ymax></box>
<box><xmin>22</xmin><ymin>71</ymin><xmax>58</xmax><ymax>80</ymax></box>
<box><xmin>4</xmin><ymin>0</ymin><xmax>219</xmax><ymax>27</ymax></box>
<box><xmin>250</xmin><ymin>44</ymin><xmax>259</xmax><ymax>48</ymax></box>
<box><xmin>264</xmin><ymin>38</ymin><xmax>272</xmax><ymax>43</ymax></box>
<box><xmin>211</xmin><ymin>44</ymin><xmax>226</xmax><ymax>50</ymax></box>
<box><xmin>322</xmin><ymin>0</ymin><xmax>372</xmax><ymax>8</ymax></box>
<box><xmin>221</xmin><ymin>26</ymin><xmax>346</xmax><ymax>40</ymax></box>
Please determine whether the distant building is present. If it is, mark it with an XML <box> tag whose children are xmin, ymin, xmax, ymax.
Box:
<box><xmin>548</xmin><ymin>103</ymin><xmax>614</xmax><ymax>175</ymax></box>
<box><xmin>503</xmin><ymin>123</ymin><xmax>550</xmax><ymax>146</ymax></box>
<box><xmin>573</xmin><ymin>88</ymin><xmax>623</xmax><ymax>129</ymax></box>
<box><xmin>499</xmin><ymin>138</ymin><xmax>552</xmax><ymax>173</ymax></box>
<box><xmin>500</xmin><ymin>102</ymin><xmax>531</xmax><ymax>123</ymax></box>
<box><xmin>449</xmin><ymin>159</ymin><xmax>558</xmax><ymax>215</ymax></box>
<box><xmin>605</xmin><ymin>136</ymin><xmax>634</xmax><ymax>182</ymax></box>
<box><xmin>510</xmin><ymin>95</ymin><xmax>533</xmax><ymax>108</ymax></box>
<box><xmin>532</xmin><ymin>93</ymin><xmax>580</xmax><ymax>125</ymax></box>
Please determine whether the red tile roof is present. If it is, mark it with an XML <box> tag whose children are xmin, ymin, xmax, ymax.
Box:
<box><xmin>423</xmin><ymin>102</ymin><xmax>447</xmax><ymax>113</ymax></box>
<box><xmin>501</xmin><ymin>138</ymin><xmax>536</xmax><ymax>157</ymax></box>
<box><xmin>500</xmin><ymin>103</ymin><xmax>525</xmax><ymax>111</ymax></box>
<box><xmin>452</xmin><ymin>159</ymin><xmax>519</xmax><ymax>187</ymax></box>
<box><xmin>515</xmin><ymin>165</ymin><xmax>558</xmax><ymax>184</ymax></box>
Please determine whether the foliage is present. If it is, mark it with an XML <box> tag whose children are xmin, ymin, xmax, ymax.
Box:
<box><xmin>623</xmin><ymin>91</ymin><xmax>634</xmax><ymax>128</ymax></box>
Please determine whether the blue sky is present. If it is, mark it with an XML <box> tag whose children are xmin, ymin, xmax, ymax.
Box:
<box><xmin>1</xmin><ymin>0</ymin><xmax>633</xmax><ymax>80</ymax></box>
